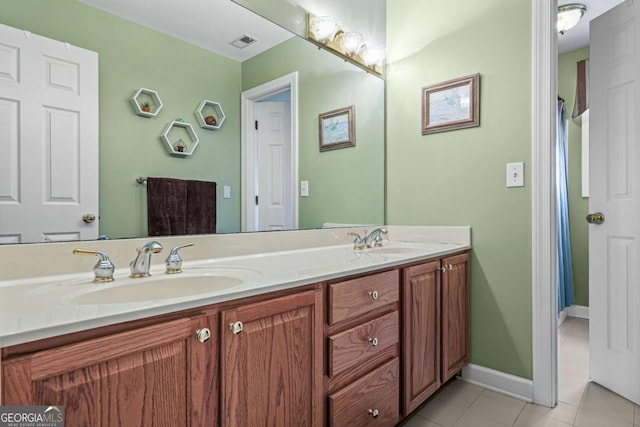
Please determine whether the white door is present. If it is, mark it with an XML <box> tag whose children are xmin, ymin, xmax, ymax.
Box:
<box><xmin>256</xmin><ymin>101</ymin><xmax>292</xmax><ymax>231</ymax></box>
<box><xmin>0</xmin><ymin>24</ymin><xmax>98</xmax><ymax>244</ymax></box>
<box><xmin>589</xmin><ymin>0</ymin><xmax>640</xmax><ymax>405</ymax></box>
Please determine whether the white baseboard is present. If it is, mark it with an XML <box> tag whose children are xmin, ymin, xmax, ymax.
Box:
<box><xmin>567</xmin><ymin>305</ymin><xmax>589</xmax><ymax>319</ymax></box>
<box><xmin>558</xmin><ymin>309</ymin><xmax>568</xmax><ymax>326</ymax></box>
<box><xmin>460</xmin><ymin>364</ymin><xmax>533</xmax><ymax>402</ymax></box>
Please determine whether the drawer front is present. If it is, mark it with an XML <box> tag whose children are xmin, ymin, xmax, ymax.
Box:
<box><xmin>328</xmin><ymin>311</ymin><xmax>399</xmax><ymax>378</ymax></box>
<box><xmin>328</xmin><ymin>358</ymin><xmax>400</xmax><ymax>427</ymax></box>
<box><xmin>328</xmin><ymin>270</ymin><xmax>399</xmax><ymax>325</ymax></box>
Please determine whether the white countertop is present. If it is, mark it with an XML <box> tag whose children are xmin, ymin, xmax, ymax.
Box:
<box><xmin>0</xmin><ymin>226</ymin><xmax>470</xmax><ymax>348</ymax></box>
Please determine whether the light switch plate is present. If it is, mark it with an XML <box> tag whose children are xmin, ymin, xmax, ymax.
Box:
<box><xmin>301</xmin><ymin>181</ymin><xmax>309</xmax><ymax>197</ymax></box>
<box><xmin>223</xmin><ymin>185</ymin><xmax>231</xmax><ymax>199</ymax></box>
<box><xmin>506</xmin><ymin>162</ymin><xmax>524</xmax><ymax>187</ymax></box>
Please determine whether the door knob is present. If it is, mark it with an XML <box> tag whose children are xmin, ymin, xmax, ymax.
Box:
<box><xmin>586</xmin><ymin>212</ymin><xmax>605</xmax><ymax>225</ymax></box>
<box><xmin>82</xmin><ymin>213</ymin><xmax>96</xmax><ymax>223</ymax></box>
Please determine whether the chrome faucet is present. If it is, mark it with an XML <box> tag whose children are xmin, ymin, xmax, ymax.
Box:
<box><xmin>348</xmin><ymin>232</ymin><xmax>366</xmax><ymax>250</ymax></box>
<box><xmin>73</xmin><ymin>249</ymin><xmax>115</xmax><ymax>283</ymax></box>
<box><xmin>363</xmin><ymin>228</ymin><xmax>388</xmax><ymax>248</ymax></box>
<box><xmin>165</xmin><ymin>243</ymin><xmax>194</xmax><ymax>274</ymax></box>
<box><xmin>130</xmin><ymin>241</ymin><xmax>163</xmax><ymax>278</ymax></box>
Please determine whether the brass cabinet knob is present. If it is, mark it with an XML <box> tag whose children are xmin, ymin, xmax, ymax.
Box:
<box><xmin>368</xmin><ymin>409</ymin><xmax>380</xmax><ymax>418</ymax></box>
<box><xmin>229</xmin><ymin>321</ymin><xmax>244</xmax><ymax>335</ymax></box>
<box><xmin>82</xmin><ymin>213</ymin><xmax>96</xmax><ymax>223</ymax></box>
<box><xmin>368</xmin><ymin>337</ymin><xmax>379</xmax><ymax>347</ymax></box>
<box><xmin>368</xmin><ymin>290</ymin><xmax>379</xmax><ymax>300</ymax></box>
<box><xmin>195</xmin><ymin>328</ymin><xmax>211</xmax><ymax>343</ymax></box>
<box><xmin>586</xmin><ymin>212</ymin><xmax>605</xmax><ymax>225</ymax></box>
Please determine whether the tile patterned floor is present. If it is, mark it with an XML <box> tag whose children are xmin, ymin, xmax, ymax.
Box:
<box><xmin>401</xmin><ymin>317</ymin><xmax>640</xmax><ymax>427</ymax></box>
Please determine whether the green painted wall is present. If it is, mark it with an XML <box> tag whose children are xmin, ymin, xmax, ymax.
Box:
<box><xmin>0</xmin><ymin>0</ymin><xmax>241</xmax><ymax>237</ymax></box>
<box><xmin>386</xmin><ymin>0</ymin><xmax>533</xmax><ymax>379</ymax></box>
<box><xmin>242</xmin><ymin>37</ymin><xmax>385</xmax><ymax>228</ymax></box>
<box><xmin>558</xmin><ymin>47</ymin><xmax>590</xmax><ymax>307</ymax></box>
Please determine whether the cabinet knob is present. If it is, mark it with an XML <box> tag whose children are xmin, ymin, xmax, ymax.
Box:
<box><xmin>368</xmin><ymin>337</ymin><xmax>379</xmax><ymax>347</ymax></box>
<box><xmin>229</xmin><ymin>321</ymin><xmax>244</xmax><ymax>335</ymax></box>
<box><xmin>448</xmin><ymin>264</ymin><xmax>453</xmax><ymax>270</ymax></box>
<box><xmin>368</xmin><ymin>290</ymin><xmax>379</xmax><ymax>300</ymax></box>
<box><xmin>368</xmin><ymin>408</ymin><xmax>380</xmax><ymax>418</ymax></box>
<box><xmin>439</xmin><ymin>266</ymin><xmax>447</xmax><ymax>273</ymax></box>
<box><xmin>195</xmin><ymin>328</ymin><xmax>211</xmax><ymax>343</ymax></box>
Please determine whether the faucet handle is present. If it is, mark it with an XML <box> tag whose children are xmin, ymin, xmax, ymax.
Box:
<box><xmin>73</xmin><ymin>249</ymin><xmax>115</xmax><ymax>283</ymax></box>
<box><xmin>347</xmin><ymin>232</ymin><xmax>366</xmax><ymax>250</ymax></box>
<box><xmin>370</xmin><ymin>228</ymin><xmax>388</xmax><ymax>247</ymax></box>
<box><xmin>165</xmin><ymin>243</ymin><xmax>194</xmax><ymax>274</ymax></box>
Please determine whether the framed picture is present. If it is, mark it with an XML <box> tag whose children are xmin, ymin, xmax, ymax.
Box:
<box><xmin>319</xmin><ymin>105</ymin><xmax>355</xmax><ymax>151</ymax></box>
<box><xmin>421</xmin><ymin>73</ymin><xmax>480</xmax><ymax>135</ymax></box>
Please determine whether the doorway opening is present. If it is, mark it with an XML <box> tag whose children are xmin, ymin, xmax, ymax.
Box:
<box><xmin>240</xmin><ymin>72</ymin><xmax>299</xmax><ymax>232</ymax></box>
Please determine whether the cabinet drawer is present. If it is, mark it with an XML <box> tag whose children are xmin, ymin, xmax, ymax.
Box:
<box><xmin>328</xmin><ymin>311</ymin><xmax>399</xmax><ymax>378</ymax></box>
<box><xmin>328</xmin><ymin>358</ymin><xmax>400</xmax><ymax>427</ymax></box>
<box><xmin>328</xmin><ymin>270</ymin><xmax>399</xmax><ymax>325</ymax></box>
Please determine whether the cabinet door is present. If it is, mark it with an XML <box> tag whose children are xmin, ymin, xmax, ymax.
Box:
<box><xmin>2</xmin><ymin>316</ymin><xmax>217</xmax><ymax>427</ymax></box>
<box><xmin>220</xmin><ymin>290</ymin><xmax>323</xmax><ymax>427</ymax></box>
<box><xmin>441</xmin><ymin>252</ymin><xmax>470</xmax><ymax>382</ymax></box>
<box><xmin>402</xmin><ymin>260</ymin><xmax>441</xmax><ymax>415</ymax></box>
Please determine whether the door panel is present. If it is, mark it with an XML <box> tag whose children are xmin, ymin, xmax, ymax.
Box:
<box><xmin>590</xmin><ymin>0</ymin><xmax>640</xmax><ymax>404</ymax></box>
<box><xmin>0</xmin><ymin>23</ymin><xmax>98</xmax><ymax>243</ymax></box>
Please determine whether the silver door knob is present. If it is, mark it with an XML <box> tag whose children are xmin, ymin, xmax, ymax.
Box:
<box><xmin>586</xmin><ymin>212</ymin><xmax>605</xmax><ymax>225</ymax></box>
<box><xmin>195</xmin><ymin>328</ymin><xmax>211</xmax><ymax>343</ymax></box>
<box><xmin>82</xmin><ymin>213</ymin><xmax>96</xmax><ymax>223</ymax></box>
<box><xmin>229</xmin><ymin>321</ymin><xmax>243</xmax><ymax>335</ymax></box>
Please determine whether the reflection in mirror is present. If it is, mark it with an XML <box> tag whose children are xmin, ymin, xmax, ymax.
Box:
<box><xmin>0</xmin><ymin>0</ymin><xmax>384</xmax><ymax>244</ymax></box>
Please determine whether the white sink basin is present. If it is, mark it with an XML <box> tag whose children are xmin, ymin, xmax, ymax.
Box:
<box><xmin>70</xmin><ymin>274</ymin><xmax>245</xmax><ymax>305</ymax></box>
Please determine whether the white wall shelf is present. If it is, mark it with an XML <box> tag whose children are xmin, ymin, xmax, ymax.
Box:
<box><xmin>160</xmin><ymin>120</ymin><xmax>199</xmax><ymax>157</ymax></box>
<box><xmin>131</xmin><ymin>88</ymin><xmax>163</xmax><ymax>117</ymax></box>
<box><xmin>195</xmin><ymin>100</ymin><xmax>225</xmax><ymax>130</ymax></box>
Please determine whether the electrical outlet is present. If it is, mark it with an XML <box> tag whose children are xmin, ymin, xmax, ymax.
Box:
<box><xmin>506</xmin><ymin>162</ymin><xmax>524</xmax><ymax>187</ymax></box>
<box><xmin>301</xmin><ymin>181</ymin><xmax>309</xmax><ymax>197</ymax></box>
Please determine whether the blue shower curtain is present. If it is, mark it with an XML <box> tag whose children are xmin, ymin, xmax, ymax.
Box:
<box><xmin>557</xmin><ymin>100</ymin><xmax>574</xmax><ymax>313</ymax></box>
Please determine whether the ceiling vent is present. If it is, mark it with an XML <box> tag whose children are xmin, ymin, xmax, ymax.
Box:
<box><xmin>229</xmin><ymin>34</ymin><xmax>258</xmax><ymax>49</ymax></box>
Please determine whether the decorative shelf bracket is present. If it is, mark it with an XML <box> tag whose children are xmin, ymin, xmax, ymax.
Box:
<box><xmin>195</xmin><ymin>100</ymin><xmax>225</xmax><ymax>130</ymax></box>
<box><xmin>160</xmin><ymin>120</ymin><xmax>200</xmax><ymax>157</ymax></box>
<box><xmin>131</xmin><ymin>88</ymin><xmax>164</xmax><ymax>117</ymax></box>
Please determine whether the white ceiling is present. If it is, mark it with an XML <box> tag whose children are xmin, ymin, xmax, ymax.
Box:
<box><xmin>78</xmin><ymin>0</ymin><xmax>294</xmax><ymax>62</ymax></box>
<box><xmin>80</xmin><ymin>0</ymin><xmax>621</xmax><ymax>60</ymax></box>
<box><xmin>558</xmin><ymin>0</ymin><xmax>625</xmax><ymax>53</ymax></box>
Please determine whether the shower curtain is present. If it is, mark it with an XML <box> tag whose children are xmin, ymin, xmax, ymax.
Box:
<box><xmin>557</xmin><ymin>99</ymin><xmax>575</xmax><ymax>313</ymax></box>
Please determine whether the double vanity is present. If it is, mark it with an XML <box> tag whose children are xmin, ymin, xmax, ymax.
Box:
<box><xmin>0</xmin><ymin>225</ymin><xmax>470</xmax><ymax>426</ymax></box>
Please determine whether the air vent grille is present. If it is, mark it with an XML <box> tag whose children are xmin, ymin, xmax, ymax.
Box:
<box><xmin>229</xmin><ymin>34</ymin><xmax>258</xmax><ymax>49</ymax></box>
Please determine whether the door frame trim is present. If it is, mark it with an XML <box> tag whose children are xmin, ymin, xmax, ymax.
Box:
<box><xmin>240</xmin><ymin>72</ymin><xmax>299</xmax><ymax>232</ymax></box>
<box><xmin>531</xmin><ymin>0</ymin><xmax>558</xmax><ymax>407</ymax></box>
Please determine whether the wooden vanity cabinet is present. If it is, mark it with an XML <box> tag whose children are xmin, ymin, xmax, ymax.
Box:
<box><xmin>1</xmin><ymin>314</ymin><xmax>219</xmax><ymax>427</ymax></box>
<box><xmin>325</xmin><ymin>270</ymin><xmax>401</xmax><ymax>427</ymax></box>
<box><xmin>219</xmin><ymin>289</ymin><xmax>323</xmax><ymax>427</ymax></box>
<box><xmin>441</xmin><ymin>252</ymin><xmax>471</xmax><ymax>383</ymax></box>
<box><xmin>401</xmin><ymin>251</ymin><xmax>470</xmax><ymax>416</ymax></box>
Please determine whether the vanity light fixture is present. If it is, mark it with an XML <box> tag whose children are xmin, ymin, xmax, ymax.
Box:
<box><xmin>307</xmin><ymin>13</ymin><xmax>385</xmax><ymax>76</ymax></box>
<box><xmin>557</xmin><ymin>3</ymin><xmax>587</xmax><ymax>35</ymax></box>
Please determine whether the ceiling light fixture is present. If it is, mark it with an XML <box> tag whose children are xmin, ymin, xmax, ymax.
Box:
<box><xmin>557</xmin><ymin>3</ymin><xmax>587</xmax><ymax>35</ymax></box>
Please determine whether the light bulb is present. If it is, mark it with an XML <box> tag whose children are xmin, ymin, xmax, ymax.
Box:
<box><xmin>311</xmin><ymin>16</ymin><xmax>341</xmax><ymax>43</ymax></box>
<box><xmin>340</xmin><ymin>32</ymin><xmax>365</xmax><ymax>57</ymax></box>
<box><xmin>360</xmin><ymin>44</ymin><xmax>385</xmax><ymax>68</ymax></box>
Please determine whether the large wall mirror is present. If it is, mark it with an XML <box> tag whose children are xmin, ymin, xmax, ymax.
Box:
<box><xmin>0</xmin><ymin>0</ymin><xmax>385</xmax><ymax>244</ymax></box>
